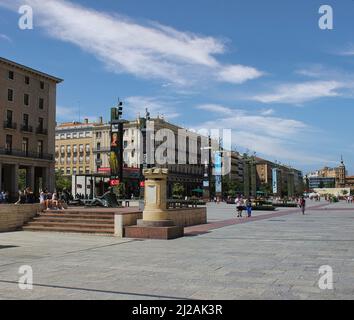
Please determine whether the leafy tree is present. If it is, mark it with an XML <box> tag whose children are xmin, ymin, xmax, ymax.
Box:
<box><xmin>342</xmin><ymin>190</ymin><xmax>349</xmax><ymax>196</ymax></box>
<box><xmin>55</xmin><ymin>170</ymin><xmax>72</xmax><ymax>192</ymax></box>
<box><xmin>172</xmin><ymin>183</ymin><xmax>185</xmax><ymax>199</ymax></box>
<box><xmin>114</xmin><ymin>183</ymin><xmax>126</xmax><ymax>199</ymax></box>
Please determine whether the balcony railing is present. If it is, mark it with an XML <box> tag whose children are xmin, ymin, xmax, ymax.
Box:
<box><xmin>92</xmin><ymin>147</ymin><xmax>111</xmax><ymax>153</ymax></box>
<box><xmin>20</xmin><ymin>124</ymin><xmax>33</xmax><ymax>133</ymax></box>
<box><xmin>3</xmin><ymin>121</ymin><xmax>17</xmax><ymax>130</ymax></box>
<box><xmin>0</xmin><ymin>148</ymin><xmax>53</xmax><ymax>160</ymax></box>
<box><xmin>36</xmin><ymin>127</ymin><xmax>48</xmax><ymax>135</ymax></box>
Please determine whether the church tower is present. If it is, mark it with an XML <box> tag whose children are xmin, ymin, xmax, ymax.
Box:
<box><xmin>337</xmin><ymin>156</ymin><xmax>346</xmax><ymax>188</ymax></box>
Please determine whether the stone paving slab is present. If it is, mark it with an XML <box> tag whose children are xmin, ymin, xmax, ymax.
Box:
<box><xmin>0</xmin><ymin>201</ymin><xmax>354</xmax><ymax>299</ymax></box>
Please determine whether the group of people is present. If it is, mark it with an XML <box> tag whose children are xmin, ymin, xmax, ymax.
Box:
<box><xmin>234</xmin><ymin>196</ymin><xmax>253</xmax><ymax>218</ymax></box>
<box><xmin>15</xmin><ymin>187</ymin><xmax>36</xmax><ymax>204</ymax></box>
<box><xmin>0</xmin><ymin>191</ymin><xmax>10</xmax><ymax>204</ymax></box>
<box><xmin>39</xmin><ymin>189</ymin><xmax>68</xmax><ymax>211</ymax></box>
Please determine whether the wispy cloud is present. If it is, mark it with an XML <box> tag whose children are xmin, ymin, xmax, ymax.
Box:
<box><xmin>0</xmin><ymin>0</ymin><xmax>263</xmax><ymax>86</ymax></box>
<box><xmin>191</xmin><ymin>105</ymin><xmax>330</xmax><ymax>164</ymax></box>
<box><xmin>252</xmin><ymin>80</ymin><xmax>343</xmax><ymax>104</ymax></box>
<box><xmin>196</xmin><ymin>104</ymin><xmax>234</xmax><ymax>115</ymax></box>
<box><xmin>125</xmin><ymin>96</ymin><xmax>181</xmax><ymax>120</ymax></box>
<box><xmin>0</xmin><ymin>33</ymin><xmax>12</xmax><ymax>43</ymax></box>
<box><xmin>56</xmin><ymin>106</ymin><xmax>99</xmax><ymax>123</ymax></box>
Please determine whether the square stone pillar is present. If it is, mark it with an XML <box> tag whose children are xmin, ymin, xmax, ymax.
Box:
<box><xmin>26</xmin><ymin>166</ymin><xmax>35</xmax><ymax>190</ymax></box>
<box><xmin>0</xmin><ymin>162</ymin><xmax>2</xmax><ymax>192</ymax></box>
<box><xmin>11</xmin><ymin>164</ymin><xmax>19</xmax><ymax>201</ymax></box>
<box><xmin>125</xmin><ymin>168</ymin><xmax>184</xmax><ymax>240</ymax></box>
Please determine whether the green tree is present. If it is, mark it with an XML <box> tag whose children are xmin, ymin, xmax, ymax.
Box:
<box><xmin>342</xmin><ymin>190</ymin><xmax>349</xmax><ymax>196</ymax></box>
<box><xmin>55</xmin><ymin>171</ymin><xmax>72</xmax><ymax>192</ymax></box>
<box><xmin>114</xmin><ymin>183</ymin><xmax>126</xmax><ymax>199</ymax></box>
<box><xmin>172</xmin><ymin>183</ymin><xmax>185</xmax><ymax>199</ymax></box>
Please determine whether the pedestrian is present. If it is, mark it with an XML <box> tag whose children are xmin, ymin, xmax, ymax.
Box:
<box><xmin>246</xmin><ymin>198</ymin><xmax>252</xmax><ymax>218</ymax></box>
<box><xmin>300</xmin><ymin>197</ymin><xmax>306</xmax><ymax>215</ymax></box>
<box><xmin>235</xmin><ymin>196</ymin><xmax>244</xmax><ymax>218</ymax></box>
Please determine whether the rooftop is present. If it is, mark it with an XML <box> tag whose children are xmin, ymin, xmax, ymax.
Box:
<box><xmin>0</xmin><ymin>56</ymin><xmax>63</xmax><ymax>83</ymax></box>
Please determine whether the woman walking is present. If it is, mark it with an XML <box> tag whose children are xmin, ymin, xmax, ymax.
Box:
<box><xmin>235</xmin><ymin>196</ymin><xmax>244</xmax><ymax>218</ymax></box>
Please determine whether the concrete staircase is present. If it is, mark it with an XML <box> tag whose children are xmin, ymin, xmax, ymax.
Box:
<box><xmin>23</xmin><ymin>210</ymin><xmax>115</xmax><ymax>235</ymax></box>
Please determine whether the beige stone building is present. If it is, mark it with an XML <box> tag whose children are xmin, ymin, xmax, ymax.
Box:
<box><xmin>55</xmin><ymin>119</ymin><xmax>96</xmax><ymax>176</ymax></box>
<box><xmin>0</xmin><ymin>57</ymin><xmax>62</xmax><ymax>200</ymax></box>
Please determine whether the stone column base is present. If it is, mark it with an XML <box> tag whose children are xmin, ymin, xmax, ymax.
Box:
<box><xmin>125</xmin><ymin>219</ymin><xmax>184</xmax><ymax>240</ymax></box>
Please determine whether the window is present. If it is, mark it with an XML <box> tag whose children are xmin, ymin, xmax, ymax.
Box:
<box><xmin>66</xmin><ymin>168</ymin><xmax>71</xmax><ymax>175</ymax></box>
<box><xmin>73</xmin><ymin>157</ymin><xmax>77</xmax><ymax>164</ymax></box>
<box><xmin>8</xmin><ymin>89</ymin><xmax>13</xmax><ymax>102</ymax></box>
<box><xmin>67</xmin><ymin>145</ymin><xmax>71</xmax><ymax>154</ymax></box>
<box><xmin>24</xmin><ymin>93</ymin><xmax>29</xmax><ymax>106</ymax></box>
<box><xmin>79</xmin><ymin>167</ymin><xmax>84</xmax><ymax>174</ymax></box>
<box><xmin>66</xmin><ymin>133</ymin><xmax>71</xmax><ymax>139</ymax></box>
<box><xmin>38</xmin><ymin>117</ymin><xmax>44</xmax><ymax>130</ymax></box>
<box><xmin>37</xmin><ymin>140</ymin><xmax>43</xmax><ymax>156</ymax></box>
<box><xmin>85</xmin><ymin>144</ymin><xmax>90</xmax><ymax>153</ymax></box>
<box><xmin>79</xmin><ymin>144</ymin><xmax>84</xmax><ymax>153</ymax></box>
<box><xmin>86</xmin><ymin>156</ymin><xmax>90</xmax><ymax>163</ymax></box>
<box><xmin>85</xmin><ymin>132</ymin><xmax>91</xmax><ymax>137</ymax></box>
<box><xmin>25</xmin><ymin>76</ymin><xmax>30</xmax><ymax>85</ymax></box>
<box><xmin>40</xmin><ymin>81</ymin><xmax>44</xmax><ymax>90</ymax></box>
<box><xmin>6</xmin><ymin>110</ymin><xmax>13</xmax><ymax>125</ymax></box>
<box><xmin>73</xmin><ymin>145</ymin><xmax>78</xmax><ymax>153</ymax></box>
<box><xmin>23</xmin><ymin>114</ymin><xmax>29</xmax><ymax>126</ymax></box>
<box><xmin>73</xmin><ymin>168</ymin><xmax>77</xmax><ymax>175</ymax></box>
<box><xmin>96</xmin><ymin>142</ymin><xmax>101</xmax><ymax>151</ymax></box>
<box><xmin>60</xmin><ymin>146</ymin><xmax>65</xmax><ymax>154</ymax></box>
<box><xmin>79</xmin><ymin>156</ymin><xmax>84</xmax><ymax>164</ymax></box>
<box><xmin>79</xmin><ymin>132</ymin><xmax>84</xmax><ymax>138</ymax></box>
<box><xmin>96</xmin><ymin>132</ymin><xmax>102</xmax><ymax>139</ymax></box>
<box><xmin>6</xmin><ymin>135</ymin><xmax>12</xmax><ymax>152</ymax></box>
<box><xmin>8</xmin><ymin>71</ymin><xmax>14</xmax><ymax>80</ymax></box>
<box><xmin>22</xmin><ymin>138</ymin><xmax>29</xmax><ymax>155</ymax></box>
<box><xmin>39</xmin><ymin>98</ymin><xmax>44</xmax><ymax>110</ymax></box>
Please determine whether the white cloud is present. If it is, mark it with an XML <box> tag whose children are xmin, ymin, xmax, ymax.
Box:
<box><xmin>260</xmin><ymin>108</ymin><xmax>274</xmax><ymax>116</ymax></box>
<box><xmin>218</xmin><ymin>65</ymin><xmax>263</xmax><ymax>84</ymax></box>
<box><xmin>196</xmin><ymin>104</ymin><xmax>234</xmax><ymax>115</ymax></box>
<box><xmin>125</xmin><ymin>96</ymin><xmax>181</xmax><ymax>120</ymax></box>
<box><xmin>0</xmin><ymin>0</ymin><xmax>263</xmax><ymax>86</ymax></box>
<box><xmin>252</xmin><ymin>81</ymin><xmax>342</xmax><ymax>104</ymax></box>
<box><xmin>190</xmin><ymin>106</ymin><xmax>329</xmax><ymax>165</ymax></box>
<box><xmin>56</xmin><ymin>106</ymin><xmax>99</xmax><ymax>123</ymax></box>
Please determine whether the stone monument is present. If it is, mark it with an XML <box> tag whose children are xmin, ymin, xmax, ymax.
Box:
<box><xmin>125</xmin><ymin>168</ymin><xmax>184</xmax><ymax>240</ymax></box>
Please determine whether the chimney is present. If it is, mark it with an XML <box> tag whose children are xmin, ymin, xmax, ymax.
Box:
<box><xmin>84</xmin><ymin>118</ymin><xmax>88</xmax><ymax>124</ymax></box>
<box><xmin>99</xmin><ymin>116</ymin><xmax>103</xmax><ymax>124</ymax></box>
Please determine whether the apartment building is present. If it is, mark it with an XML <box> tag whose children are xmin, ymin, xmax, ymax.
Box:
<box><xmin>55</xmin><ymin>119</ymin><xmax>95</xmax><ymax>176</ymax></box>
<box><xmin>0</xmin><ymin>57</ymin><xmax>62</xmax><ymax>200</ymax></box>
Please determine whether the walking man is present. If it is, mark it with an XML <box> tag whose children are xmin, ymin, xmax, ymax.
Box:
<box><xmin>300</xmin><ymin>196</ymin><xmax>306</xmax><ymax>215</ymax></box>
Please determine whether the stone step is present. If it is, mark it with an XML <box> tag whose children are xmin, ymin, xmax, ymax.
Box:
<box><xmin>38</xmin><ymin>213</ymin><xmax>114</xmax><ymax>220</ymax></box>
<box><xmin>23</xmin><ymin>225</ymin><xmax>114</xmax><ymax>234</ymax></box>
<box><xmin>33</xmin><ymin>217</ymin><xmax>114</xmax><ymax>224</ymax></box>
<box><xmin>26</xmin><ymin>221</ymin><xmax>114</xmax><ymax>229</ymax></box>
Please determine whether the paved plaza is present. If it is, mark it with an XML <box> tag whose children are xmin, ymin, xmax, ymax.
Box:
<box><xmin>0</xmin><ymin>201</ymin><xmax>354</xmax><ymax>300</ymax></box>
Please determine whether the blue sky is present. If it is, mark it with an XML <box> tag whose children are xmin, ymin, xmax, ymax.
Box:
<box><xmin>1</xmin><ymin>0</ymin><xmax>354</xmax><ymax>174</ymax></box>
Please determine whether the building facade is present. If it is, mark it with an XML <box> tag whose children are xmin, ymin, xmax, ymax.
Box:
<box><xmin>0</xmin><ymin>57</ymin><xmax>62</xmax><ymax>200</ymax></box>
<box><xmin>55</xmin><ymin>119</ymin><xmax>95</xmax><ymax>176</ymax></box>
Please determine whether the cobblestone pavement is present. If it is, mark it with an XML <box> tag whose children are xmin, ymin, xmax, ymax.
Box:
<box><xmin>0</xmin><ymin>201</ymin><xmax>353</xmax><ymax>300</ymax></box>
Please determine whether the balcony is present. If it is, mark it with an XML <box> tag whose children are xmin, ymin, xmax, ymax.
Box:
<box><xmin>3</xmin><ymin>121</ymin><xmax>17</xmax><ymax>130</ymax></box>
<box><xmin>20</xmin><ymin>124</ymin><xmax>33</xmax><ymax>133</ymax></box>
<box><xmin>0</xmin><ymin>148</ymin><xmax>53</xmax><ymax>160</ymax></box>
<box><xmin>36</xmin><ymin>127</ymin><xmax>48</xmax><ymax>135</ymax></box>
<box><xmin>92</xmin><ymin>147</ymin><xmax>111</xmax><ymax>153</ymax></box>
